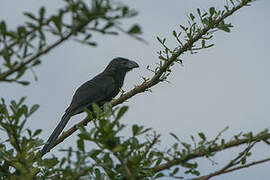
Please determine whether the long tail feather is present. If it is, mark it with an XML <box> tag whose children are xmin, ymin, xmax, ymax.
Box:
<box><xmin>40</xmin><ymin>112</ymin><xmax>71</xmax><ymax>156</ymax></box>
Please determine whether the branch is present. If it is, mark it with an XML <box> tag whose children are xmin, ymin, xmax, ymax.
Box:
<box><xmin>191</xmin><ymin>157</ymin><xmax>270</xmax><ymax>180</ymax></box>
<box><xmin>113</xmin><ymin>152</ymin><xmax>135</xmax><ymax>180</ymax></box>
<box><xmin>153</xmin><ymin>132</ymin><xmax>270</xmax><ymax>173</ymax></box>
<box><xmin>217</xmin><ymin>157</ymin><xmax>270</xmax><ymax>175</ymax></box>
<box><xmin>190</xmin><ymin>141</ymin><xmax>258</xmax><ymax>180</ymax></box>
<box><xmin>50</xmin><ymin>0</ymin><xmax>253</xmax><ymax>153</ymax></box>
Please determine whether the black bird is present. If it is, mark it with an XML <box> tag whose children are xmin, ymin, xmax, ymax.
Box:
<box><xmin>41</xmin><ymin>57</ymin><xmax>139</xmax><ymax>156</ymax></box>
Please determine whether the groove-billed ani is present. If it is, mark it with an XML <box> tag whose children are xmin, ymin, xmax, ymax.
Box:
<box><xmin>41</xmin><ymin>57</ymin><xmax>139</xmax><ymax>156</ymax></box>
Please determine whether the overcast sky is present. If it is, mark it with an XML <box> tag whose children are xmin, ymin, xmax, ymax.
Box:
<box><xmin>1</xmin><ymin>0</ymin><xmax>270</xmax><ymax>179</ymax></box>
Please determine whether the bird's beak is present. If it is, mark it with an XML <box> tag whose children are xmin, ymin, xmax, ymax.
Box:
<box><xmin>127</xmin><ymin>60</ymin><xmax>139</xmax><ymax>69</ymax></box>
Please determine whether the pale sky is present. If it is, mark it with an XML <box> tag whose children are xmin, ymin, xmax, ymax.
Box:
<box><xmin>1</xmin><ymin>0</ymin><xmax>270</xmax><ymax>179</ymax></box>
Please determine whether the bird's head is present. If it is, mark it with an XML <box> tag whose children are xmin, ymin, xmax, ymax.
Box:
<box><xmin>105</xmin><ymin>57</ymin><xmax>139</xmax><ymax>73</ymax></box>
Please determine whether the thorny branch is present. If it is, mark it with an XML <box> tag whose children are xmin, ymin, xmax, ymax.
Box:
<box><xmin>190</xmin><ymin>141</ymin><xmax>258</xmax><ymax>180</ymax></box>
<box><xmin>208</xmin><ymin>157</ymin><xmax>270</xmax><ymax>177</ymax></box>
<box><xmin>152</xmin><ymin>132</ymin><xmax>270</xmax><ymax>174</ymax></box>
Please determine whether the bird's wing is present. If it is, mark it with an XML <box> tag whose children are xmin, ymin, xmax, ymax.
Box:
<box><xmin>67</xmin><ymin>73</ymin><xmax>116</xmax><ymax>115</ymax></box>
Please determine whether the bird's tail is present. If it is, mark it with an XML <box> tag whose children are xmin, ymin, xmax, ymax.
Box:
<box><xmin>40</xmin><ymin>112</ymin><xmax>71</xmax><ymax>156</ymax></box>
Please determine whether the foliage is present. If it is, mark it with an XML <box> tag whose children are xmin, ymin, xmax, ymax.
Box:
<box><xmin>0</xmin><ymin>0</ymin><xmax>142</xmax><ymax>84</ymax></box>
<box><xmin>1</xmin><ymin>0</ymin><xmax>269</xmax><ymax>180</ymax></box>
<box><xmin>1</xmin><ymin>98</ymin><xmax>269</xmax><ymax>179</ymax></box>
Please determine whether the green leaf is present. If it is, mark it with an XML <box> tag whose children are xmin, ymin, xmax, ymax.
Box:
<box><xmin>92</xmin><ymin>103</ymin><xmax>102</xmax><ymax>117</ymax></box>
<box><xmin>115</xmin><ymin>106</ymin><xmax>128</xmax><ymax>121</ymax></box>
<box><xmin>202</xmin><ymin>18</ymin><xmax>209</xmax><ymax>26</ymax></box>
<box><xmin>112</xmin><ymin>145</ymin><xmax>124</xmax><ymax>152</ymax></box>
<box><xmin>197</xmin><ymin>8</ymin><xmax>201</xmax><ymax>16</ymax></box>
<box><xmin>190</xmin><ymin>13</ymin><xmax>195</xmax><ymax>21</ymax></box>
<box><xmin>94</xmin><ymin>168</ymin><xmax>102</xmax><ymax>178</ymax></box>
<box><xmin>170</xmin><ymin>132</ymin><xmax>180</xmax><ymax>142</ymax></box>
<box><xmin>209</xmin><ymin>7</ymin><xmax>215</xmax><ymax>16</ymax></box>
<box><xmin>103</xmin><ymin>22</ymin><xmax>114</xmax><ymax>30</ymax></box>
<box><xmin>155</xmin><ymin>172</ymin><xmax>164</xmax><ymax>178</ymax></box>
<box><xmin>103</xmin><ymin>102</ymin><xmax>112</xmax><ymax>117</ymax></box>
<box><xmin>0</xmin><ymin>21</ymin><xmax>7</xmax><ymax>38</ymax></box>
<box><xmin>229</xmin><ymin>0</ymin><xmax>235</xmax><ymax>6</ymax></box>
<box><xmin>241</xmin><ymin>157</ymin><xmax>246</xmax><ymax>164</ymax></box>
<box><xmin>132</xmin><ymin>124</ymin><xmax>143</xmax><ymax>136</ymax></box>
<box><xmin>201</xmin><ymin>39</ymin><xmax>205</xmax><ymax>48</ymax></box>
<box><xmin>16</xmin><ymin>66</ymin><xmax>27</xmax><ymax>79</ymax></box>
<box><xmin>51</xmin><ymin>15</ymin><xmax>62</xmax><ymax>33</ymax></box>
<box><xmin>39</xmin><ymin>7</ymin><xmax>45</xmax><ymax>20</ymax></box>
<box><xmin>85</xmin><ymin>41</ymin><xmax>97</xmax><ymax>47</ymax></box>
<box><xmin>28</xmin><ymin>104</ymin><xmax>40</xmax><ymax>116</ymax></box>
<box><xmin>157</xmin><ymin>36</ymin><xmax>162</xmax><ymax>44</ymax></box>
<box><xmin>127</xmin><ymin>24</ymin><xmax>141</xmax><ymax>34</ymax></box>
<box><xmin>139</xmin><ymin>127</ymin><xmax>152</xmax><ymax>135</ymax></box>
<box><xmin>181</xmin><ymin>142</ymin><xmax>191</xmax><ymax>151</ymax></box>
<box><xmin>217</xmin><ymin>22</ymin><xmax>233</xmax><ymax>32</ymax></box>
<box><xmin>183</xmin><ymin>162</ymin><xmax>197</xmax><ymax>168</ymax></box>
<box><xmin>198</xmin><ymin>132</ymin><xmax>206</xmax><ymax>141</ymax></box>
<box><xmin>17</xmin><ymin>81</ymin><xmax>30</xmax><ymax>86</ymax></box>
<box><xmin>40</xmin><ymin>157</ymin><xmax>59</xmax><ymax>169</ymax></box>
<box><xmin>83</xmin><ymin>34</ymin><xmax>92</xmax><ymax>41</ymax></box>
<box><xmin>122</xmin><ymin>6</ymin><xmax>129</xmax><ymax>16</ymax></box>
<box><xmin>171</xmin><ymin>167</ymin><xmax>179</xmax><ymax>176</ymax></box>
<box><xmin>17</xmin><ymin>97</ymin><xmax>26</xmax><ymax>107</ymax></box>
<box><xmin>89</xmin><ymin>149</ymin><xmax>102</xmax><ymax>158</ymax></box>
<box><xmin>77</xmin><ymin>139</ymin><xmax>85</xmax><ymax>152</ymax></box>
<box><xmin>78</xmin><ymin>131</ymin><xmax>91</xmax><ymax>141</ymax></box>
<box><xmin>205</xmin><ymin>44</ymin><xmax>214</xmax><ymax>48</ymax></box>
<box><xmin>33</xmin><ymin>129</ymin><xmax>42</xmax><ymax>136</ymax></box>
<box><xmin>26</xmin><ymin>129</ymin><xmax>32</xmax><ymax>136</ymax></box>
<box><xmin>180</xmin><ymin>25</ymin><xmax>188</xmax><ymax>31</ymax></box>
<box><xmin>24</xmin><ymin>12</ymin><xmax>38</xmax><ymax>21</ymax></box>
<box><xmin>173</xmin><ymin>30</ymin><xmax>177</xmax><ymax>37</ymax></box>
<box><xmin>84</xmin><ymin>108</ymin><xmax>93</xmax><ymax>120</ymax></box>
<box><xmin>32</xmin><ymin>59</ymin><xmax>41</xmax><ymax>66</ymax></box>
<box><xmin>17</xmin><ymin>26</ymin><xmax>26</xmax><ymax>36</ymax></box>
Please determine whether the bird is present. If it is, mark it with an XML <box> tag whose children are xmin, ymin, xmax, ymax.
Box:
<box><xmin>40</xmin><ymin>57</ymin><xmax>139</xmax><ymax>156</ymax></box>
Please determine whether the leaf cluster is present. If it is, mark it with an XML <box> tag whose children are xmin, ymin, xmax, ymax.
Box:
<box><xmin>1</xmin><ymin>98</ymin><xmax>269</xmax><ymax>180</ymax></box>
<box><xmin>0</xmin><ymin>0</ymin><xmax>142</xmax><ymax>84</ymax></box>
